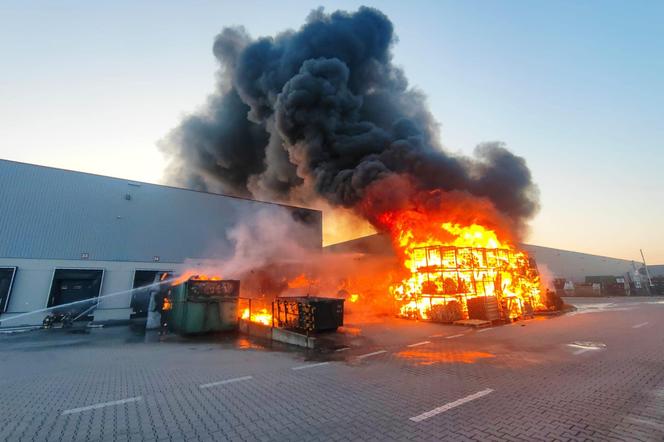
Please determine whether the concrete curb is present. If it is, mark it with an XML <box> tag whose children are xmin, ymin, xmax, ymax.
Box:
<box><xmin>238</xmin><ymin>319</ymin><xmax>317</xmax><ymax>349</ymax></box>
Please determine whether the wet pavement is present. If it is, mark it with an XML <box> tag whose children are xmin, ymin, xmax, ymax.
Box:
<box><xmin>1</xmin><ymin>296</ymin><xmax>663</xmax><ymax>441</ymax></box>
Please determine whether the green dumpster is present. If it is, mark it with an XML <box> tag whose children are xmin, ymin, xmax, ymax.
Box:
<box><xmin>168</xmin><ymin>277</ymin><xmax>240</xmax><ymax>335</ymax></box>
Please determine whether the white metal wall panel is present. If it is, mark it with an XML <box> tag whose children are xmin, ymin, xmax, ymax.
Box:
<box><xmin>521</xmin><ymin>244</ymin><xmax>639</xmax><ymax>282</ymax></box>
<box><xmin>0</xmin><ymin>257</ymin><xmax>182</xmax><ymax>325</ymax></box>
<box><xmin>323</xmin><ymin>233</ymin><xmax>643</xmax><ymax>283</ymax></box>
<box><xmin>0</xmin><ymin>160</ymin><xmax>322</xmax><ymax>263</ymax></box>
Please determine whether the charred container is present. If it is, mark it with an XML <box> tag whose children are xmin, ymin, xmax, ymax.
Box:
<box><xmin>275</xmin><ymin>297</ymin><xmax>344</xmax><ymax>333</ymax></box>
<box><xmin>169</xmin><ymin>278</ymin><xmax>240</xmax><ymax>334</ymax></box>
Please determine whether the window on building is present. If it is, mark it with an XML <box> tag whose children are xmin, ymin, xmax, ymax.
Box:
<box><xmin>0</xmin><ymin>267</ymin><xmax>17</xmax><ymax>313</ymax></box>
<box><xmin>48</xmin><ymin>269</ymin><xmax>104</xmax><ymax>319</ymax></box>
<box><xmin>131</xmin><ymin>270</ymin><xmax>173</xmax><ymax>318</ymax></box>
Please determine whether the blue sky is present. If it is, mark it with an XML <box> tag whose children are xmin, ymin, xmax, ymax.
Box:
<box><xmin>1</xmin><ymin>1</ymin><xmax>662</xmax><ymax>262</ymax></box>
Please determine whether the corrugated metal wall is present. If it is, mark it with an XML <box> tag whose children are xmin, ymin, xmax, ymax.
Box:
<box><xmin>520</xmin><ymin>244</ymin><xmax>638</xmax><ymax>282</ymax></box>
<box><xmin>323</xmin><ymin>233</ymin><xmax>643</xmax><ymax>283</ymax></box>
<box><xmin>0</xmin><ymin>160</ymin><xmax>322</xmax><ymax>263</ymax></box>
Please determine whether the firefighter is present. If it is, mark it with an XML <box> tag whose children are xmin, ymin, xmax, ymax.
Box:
<box><xmin>154</xmin><ymin>289</ymin><xmax>172</xmax><ymax>335</ymax></box>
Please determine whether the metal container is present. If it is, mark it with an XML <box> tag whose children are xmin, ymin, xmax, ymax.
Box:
<box><xmin>275</xmin><ymin>296</ymin><xmax>344</xmax><ymax>332</ymax></box>
<box><xmin>168</xmin><ymin>278</ymin><xmax>240</xmax><ymax>334</ymax></box>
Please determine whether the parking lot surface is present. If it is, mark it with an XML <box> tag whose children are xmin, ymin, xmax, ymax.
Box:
<box><xmin>1</xmin><ymin>296</ymin><xmax>663</xmax><ymax>441</ymax></box>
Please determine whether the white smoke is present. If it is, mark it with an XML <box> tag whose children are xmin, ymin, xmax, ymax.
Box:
<box><xmin>222</xmin><ymin>208</ymin><xmax>312</xmax><ymax>277</ymax></box>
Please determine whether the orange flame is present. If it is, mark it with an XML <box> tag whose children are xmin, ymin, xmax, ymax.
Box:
<box><xmin>241</xmin><ymin>307</ymin><xmax>272</xmax><ymax>326</ymax></box>
<box><xmin>386</xmin><ymin>215</ymin><xmax>542</xmax><ymax>321</ymax></box>
<box><xmin>287</xmin><ymin>273</ymin><xmax>310</xmax><ymax>288</ymax></box>
<box><xmin>190</xmin><ymin>274</ymin><xmax>222</xmax><ymax>281</ymax></box>
<box><xmin>170</xmin><ymin>271</ymin><xmax>222</xmax><ymax>286</ymax></box>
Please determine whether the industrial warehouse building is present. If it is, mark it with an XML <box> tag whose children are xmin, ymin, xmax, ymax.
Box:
<box><xmin>324</xmin><ymin>228</ymin><xmax>658</xmax><ymax>294</ymax></box>
<box><xmin>0</xmin><ymin>160</ymin><xmax>321</xmax><ymax>328</ymax></box>
<box><xmin>1</xmin><ymin>159</ymin><xmax>659</xmax><ymax>329</ymax></box>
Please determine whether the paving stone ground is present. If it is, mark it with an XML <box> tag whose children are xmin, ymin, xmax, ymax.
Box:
<box><xmin>1</xmin><ymin>296</ymin><xmax>663</xmax><ymax>441</ymax></box>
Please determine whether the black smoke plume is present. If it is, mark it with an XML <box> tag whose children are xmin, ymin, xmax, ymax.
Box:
<box><xmin>161</xmin><ymin>7</ymin><xmax>539</xmax><ymax>231</ymax></box>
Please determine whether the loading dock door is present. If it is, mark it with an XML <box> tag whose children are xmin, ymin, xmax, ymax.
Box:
<box><xmin>0</xmin><ymin>267</ymin><xmax>17</xmax><ymax>313</ymax></box>
<box><xmin>131</xmin><ymin>271</ymin><xmax>172</xmax><ymax>318</ymax></box>
<box><xmin>48</xmin><ymin>269</ymin><xmax>103</xmax><ymax>318</ymax></box>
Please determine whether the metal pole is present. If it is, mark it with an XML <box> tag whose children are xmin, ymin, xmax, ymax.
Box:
<box><xmin>640</xmin><ymin>249</ymin><xmax>654</xmax><ymax>293</ymax></box>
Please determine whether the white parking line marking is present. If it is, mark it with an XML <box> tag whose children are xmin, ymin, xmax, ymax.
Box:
<box><xmin>428</xmin><ymin>334</ymin><xmax>445</xmax><ymax>338</ymax></box>
<box><xmin>407</xmin><ymin>341</ymin><xmax>431</xmax><ymax>348</ymax></box>
<box><xmin>335</xmin><ymin>347</ymin><xmax>350</xmax><ymax>352</ymax></box>
<box><xmin>477</xmin><ymin>328</ymin><xmax>493</xmax><ymax>333</ymax></box>
<box><xmin>410</xmin><ymin>389</ymin><xmax>494</xmax><ymax>422</ymax></box>
<box><xmin>357</xmin><ymin>350</ymin><xmax>387</xmax><ymax>359</ymax></box>
<box><xmin>567</xmin><ymin>343</ymin><xmax>605</xmax><ymax>356</ymax></box>
<box><xmin>292</xmin><ymin>362</ymin><xmax>330</xmax><ymax>370</ymax></box>
<box><xmin>445</xmin><ymin>334</ymin><xmax>465</xmax><ymax>339</ymax></box>
<box><xmin>199</xmin><ymin>375</ymin><xmax>253</xmax><ymax>389</ymax></box>
<box><xmin>632</xmin><ymin>322</ymin><xmax>649</xmax><ymax>329</ymax></box>
<box><xmin>62</xmin><ymin>396</ymin><xmax>142</xmax><ymax>415</ymax></box>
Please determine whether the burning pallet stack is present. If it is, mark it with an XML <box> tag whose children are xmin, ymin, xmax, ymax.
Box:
<box><xmin>394</xmin><ymin>243</ymin><xmax>541</xmax><ymax>323</ymax></box>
